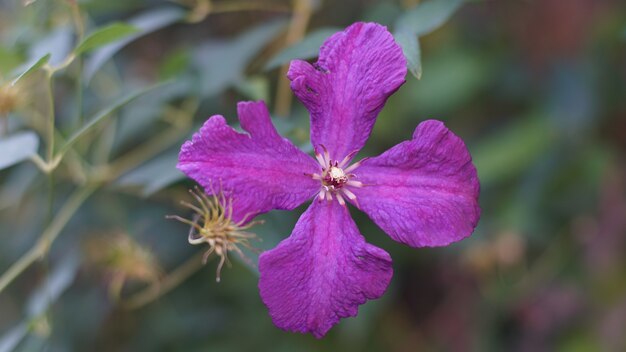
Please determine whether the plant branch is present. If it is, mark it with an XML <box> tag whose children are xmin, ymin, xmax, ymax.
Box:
<box><xmin>274</xmin><ymin>0</ymin><xmax>314</xmax><ymax>117</ymax></box>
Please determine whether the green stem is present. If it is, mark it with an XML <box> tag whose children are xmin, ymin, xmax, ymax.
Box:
<box><xmin>46</xmin><ymin>173</ymin><xmax>55</xmax><ymax>225</ymax></box>
<box><xmin>45</xmin><ymin>71</ymin><xmax>55</xmax><ymax>162</ymax></box>
<box><xmin>76</xmin><ymin>58</ymin><xmax>84</xmax><ymax>127</ymax></box>
<box><xmin>0</xmin><ymin>184</ymin><xmax>98</xmax><ymax>294</ymax></box>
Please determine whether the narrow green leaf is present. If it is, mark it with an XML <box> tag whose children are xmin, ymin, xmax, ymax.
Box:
<box><xmin>0</xmin><ymin>131</ymin><xmax>40</xmax><ymax>170</ymax></box>
<box><xmin>264</xmin><ymin>27</ymin><xmax>341</xmax><ymax>70</ymax></box>
<box><xmin>84</xmin><ymin>8</ymin><xmax>186</xmax><ymax>81</ymax></box>
<box><xmin>11</xmin><ymin>54</ymin><xmax>50</xmax><ymax>85</ymax></box>
<box><xmin>395</xmin><ymin>0</ymin><xmax>464</xmax><ymax>37</ymax></box>
<box><xmin>394</xmin><ymin>29</ymin><xmax>422</xmax><ymax>79</ymax></box>
<box><xmin>75</xmin><ymin>23</ymin><xmax>139</xmax><ymax>55</ymax></box>
<box><xmin>59</xmin><ymin>81</ymin><xmax>171</xmax><ymax>156</ymax></box>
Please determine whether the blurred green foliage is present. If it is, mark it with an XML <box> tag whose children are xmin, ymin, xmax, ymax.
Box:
<box><xmin>1</xmin><ymin>0</ymin><xmax>626</xmax><ymax>351</ymax></box>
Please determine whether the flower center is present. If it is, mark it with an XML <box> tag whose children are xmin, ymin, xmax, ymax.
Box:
<box><xmin>311</xmin><ymin>145</ymin><xmax>363</xmax><ymax>206</ymax></box>
<box><xmin>325</xmin><ymin>166</ymin><xmax>348</xmax><ymax>188</ymax></box>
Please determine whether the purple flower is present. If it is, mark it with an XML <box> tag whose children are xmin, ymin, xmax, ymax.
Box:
<box><xmin>178</xmin><ymin>22</ymin><xmax>480</xmax><ymax>338</ymax></box>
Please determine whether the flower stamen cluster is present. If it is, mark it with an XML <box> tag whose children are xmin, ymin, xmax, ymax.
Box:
<box><xmin>311</xmin><ymin>145</ymin><xmax>363</xmax><ymax>205</ymax></box>
<box><xmin>167</xmin><ymin>187</ymin><xmax>262</xmax><ymax>282</ymax></box>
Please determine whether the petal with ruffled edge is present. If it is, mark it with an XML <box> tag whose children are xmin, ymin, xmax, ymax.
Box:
<box><xmin>178</xmin><ymin>101</ymin><xmax>319</xmax><ymax>223</ymax></box>
<box><xmin>350</xmin><ymin>120</ymin><xmax>480</xmax><ymax>247</ymax></box>
<box><xmin>258</xmin><ymin>200</ymin><xmax>392</xmax><ymax>338</ymax></box>
<box><xmin>288</xmin><ymin>22</ymin><xmax>406</xmax><ymax>161</ymax></box>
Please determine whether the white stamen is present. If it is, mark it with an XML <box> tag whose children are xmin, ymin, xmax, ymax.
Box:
<box><xmin>346</xmin><ymin>180</ymin><xmax>363</xmax><ymax>188</ymax></box>
<box><xmin>315</xmin><ymin>152</ymin><xmax>326</xmax><ymax>167</ymax></box>
<box><xmin>336</xmin><ymin>193</ymin><xmax>346</xmax><ymax>206</ymax></box>
<box><xmin>311</xmin><ymin>173</ymin><xmax>322</xmax><ymax>180</ymax></box>
<box><xmin>345</xmin><ymin>158</ymin><xmax>368</xmax><ymax>173</ymax></box>
<box><xmin>338</xmin><ymin>150</ymin><xmax>358</xmax><ymax>168</ymax></box>
<box><xmin>322</xmin><ymin>147</ymin><xmax>330</xmax><ymax>167</ymax></box>
<box><xmin>342</xmin><ymin>188</ymin><xmax>357</xmax><ymax>200</ymax></box>
<box><xmin>318</xmin><ymin>190</ymin><xmax>325</xmax><ymax>201</ymax></box>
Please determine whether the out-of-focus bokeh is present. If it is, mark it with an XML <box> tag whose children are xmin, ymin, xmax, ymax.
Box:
<box><xmin>1</xmin><ymin>0</ymin><xmax>625</xmax><ymax>351</ymax></box>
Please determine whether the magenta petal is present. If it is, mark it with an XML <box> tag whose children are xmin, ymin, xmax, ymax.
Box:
<box><xmin>178</xmin><ymin>101</ymin><xmax>319</xmax><ymax>223</ymax></box>
<box><xmin>258</xmin><ymin>200</ymin><xmax>393</xmax><ymax>338</ymax></box>
<box><xmin>288</xmin><ymin>22</ymin><xmax>406</xmax><ymax>161</ymax></box>
<box><xmin>351</xmin><ymin>120</ymin><xmax>480</xmax><ymax>247</ymax></box>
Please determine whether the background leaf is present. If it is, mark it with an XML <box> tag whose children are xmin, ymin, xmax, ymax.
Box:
<box><xmin>264</xmin><ymin>27</ymin><xmax>341</xmax><ymax>70</ymax></box>
<box><xmin>0</xmin><ymin>131</ymin><xmax>39</xmax><ymax>170</ymax></box>
<box><xmin>59</xmin><ymin>81</ymin><xmax>172</xmax><ymax>156</ymax></box>
<box><xmin>395</xmin><ymin>0</ymin><xmax>464</xmax><ymax>36</ymax></box>
<box><xmin>84</xmin><ymin>7</ymin><xmax>186</xmax><ymax>81</ymax></box>
<box><xmin>74</xmin><ymin>23</ymin><xmax>139</xmax><ymax>55</ymax></box>
<box><xmin>394</xmin><ymin>0</ymin><xmax>464</xmax><ymax>78</ymax></box>
<box><xmin>11</xmin><ymin>54</ymin><xmax>50</xmax><ymax>85</ymax></box>
<box><xmin>394</xmin><ymin>29</ymin><xmax>422</xmax><ymax>79</ymax></box>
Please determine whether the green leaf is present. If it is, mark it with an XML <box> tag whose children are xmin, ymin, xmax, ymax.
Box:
<box><xmin>74</xmin><ymin>23</ymin><xmax>139</xmax><ymax>55</ymax></box>
<box><xmin>0</xmin><ymin>131</ymin><xmax>40</xmax><ymax>170</ymax></box>
<box><xmin>58</xmin><ymin>81</ymin><xmax>172</xmax><ymax>156</ymax></box>
<box><xmin>394</xmin><ymin>29</ymin><xmax>422</xmax><ymax>79</ymax></box>
<box><xmin>11</xmin><ymin>54</ymin><xmax>50</xmax><ymax>85</ymax></box>
<box><xmin>395</xmin><ymin>0</ymin><xmax>464</xmax><ymax>37</ymax></box>
<box><xmin>264</xmin><ymin>27</ymin><xmax>341</xmax><ymax>70</ymax></box>
<box><xmin>84</xmin><ymin>7</ymin><xmax>186</xmax><ymax>81</ymax></box>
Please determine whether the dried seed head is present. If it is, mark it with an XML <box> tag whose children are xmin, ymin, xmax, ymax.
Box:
<box><xmin>167</xmin><ymin>186</ymin><xmax>262</xmax><ymax>283</ymax></box>
<box><xmin>85</xmin><ymin>232</ymin><xmax>162</xmax><ymax>299</ymax></box>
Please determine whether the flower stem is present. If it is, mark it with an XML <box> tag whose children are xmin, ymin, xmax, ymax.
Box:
<box><xmin>274</xmin><ymin>0</ymin><xmax>314</xmax><ymax>118</ymax></box>
<box><xmin>0</xmin><ymin>184</ymin><xmax>98</xmax><ymax>293</ymax></box>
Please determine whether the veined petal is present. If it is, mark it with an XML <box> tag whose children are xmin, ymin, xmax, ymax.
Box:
<box><xmin>258</xmin><ymin>200</ymin><xmax>393</xmax><ymax>338</ymax></box>
<box><xmin>350</xmin><ymin>120</ymin><xmax>480</xmax><ymax>247</ymax></box>
<box><xmin>288</xmin><ymin>22</ymin><xmax>406</xmax><ymax>162</ymax></box>
<box><xmin>178</xmin><ymin>101</ymin><xmax>319</xmax><ymax>223</ymax></box>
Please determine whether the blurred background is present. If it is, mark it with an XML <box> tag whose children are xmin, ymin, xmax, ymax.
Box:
<box><xmin>0</xmin><ymin>0</ymin><xmax>625</xmax><ymax>351</ymax></box>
